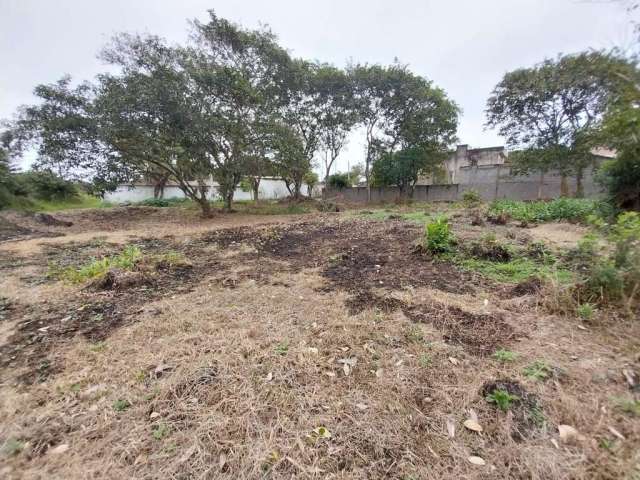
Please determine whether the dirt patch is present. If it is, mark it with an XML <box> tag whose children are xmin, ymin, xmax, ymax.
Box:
<box><xmin>406</xmin><ymin>304</ymin><xmax>519</xmax><ymax>356</ymax></box>
<box><xmin>481</xmin><ymin>379</ymin><xmax>544</xmax><ymax>440</ymax></box>
<box><xmin>528</xmin><ymin>222</ymin><xmax>589</xmax><ymax>249</ymax></box>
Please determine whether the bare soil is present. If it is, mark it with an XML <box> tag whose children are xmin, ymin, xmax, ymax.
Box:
<box><xmin>0</xmin><ymin>205</ymin><xmax>638</xmax><ymax>479</ymax></box>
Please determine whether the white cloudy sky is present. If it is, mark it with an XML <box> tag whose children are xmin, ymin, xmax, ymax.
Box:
<box><xmin>0</xmin><ymin>0</ymin><xmax>636</xmax><ymax>173</ymax></box>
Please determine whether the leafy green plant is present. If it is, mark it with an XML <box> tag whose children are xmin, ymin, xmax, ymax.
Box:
<box><xmin>486</xmin><ymin>389</ymin><xmax>520</xmax><ymax>411</ymax></box>
<box><xmin>418</xmin><ymin>354</ymin><xmax>431</xmax><ymax>368</ymax></box>
<box><xmin>576</xmin><ymin>303</ymin><xmax>594</xmax><ymax>320</ymax></box>
<box><xmin>461</xmin><ymin>189</ymin><xmax>481</xmax><ymax>208</ymax></box>
<box><xmin>274</xmin><ymin>341</ymin><xmax>289</xmax><ymax>356</ymax></box>
<box><xmin>138</xmin><ymin>197</ymin><xmax>190</xmax><ymax>208</ymax></box>
<box><xmin>614</xmin><ymin>397</ymin><xmax>640</xmax><ymax>417</ymax></box>
<box><xmin>1</xmin><ymin>438</ymin><xmax>25</xmax><ymax>456</ymax></box>
<box><xmin>49</xmin><ymin>245</ymin><xmax>142</xmax><ymax>283</ymax></box>
<box><xmin>152</xmin><ymin>423</ymin><xmax>170</xmax><ymax>440</ymax></box>
<box><xmin>424</xmin><ymin>216</ymin><xmax>454</xmax><ymax>254</ymax></box>
<box><xmin>523</xmin><ymin>361</ymin><xmax>552</xmax><ymax>381</ymax></box>
<box><xmin>488</xmin><ymin>198</ymin><xmax>602</xmax><ymax>224</ymax></box>
<box><xmin>493</xmin><ymin>349</ymin><xmax>518</xmax><ymax>362</ymax></box>
<box><xmin>89</xmin><ymin>341</ymin><xmax>106</xmax><ymax>352</ymax></box>
<box><xmin>405</xmin><ymin>325</ymin><xmax>425</xmax><ymax>343</ymax></box>
<box><xmin>112</xmin><ymin>399</ymin><xmax>131</xmax><ymax>412</ymax></box>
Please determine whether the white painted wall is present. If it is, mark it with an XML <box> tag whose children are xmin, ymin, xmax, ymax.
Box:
<box><xmin>104</xmin><ymin>178</ymin><xmax>313</xmax><ymax>203</ymax></box>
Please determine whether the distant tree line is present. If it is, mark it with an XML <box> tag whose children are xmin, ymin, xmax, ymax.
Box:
<box><xmin>1</xmin><ymin>9</ymin><xmax>638</xmax><ymax>213</ymax></box>
<box><xmin>0</xmin><ymin>10</ymin><xmax>459</xmax><ymax>215</ymax></box>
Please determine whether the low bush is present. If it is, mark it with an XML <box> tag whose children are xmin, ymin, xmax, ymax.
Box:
<box><xmin>461</xmin><ymin>189</ymin><xmax>481</xmax><ymax>208</ymax></box>
<box><xmin>575</xmin><ymin>212</ymin><xmax>640</xmax><ymax>311</ymax></box>
<box><xmin>49</xmin><ymin>245</ymin><xmax>142</xmax><ymax>283</ymax></box>
<box><xmin>137</xmin><ymin>197</ymin><xmax>190</xmax><ymax>208</ymax></box>
<box><xmin>488</xmin><ymin>198</ymin><xmax>604</xmax><ymax>224</ymax></box>
<box><xmin>14</xmin><ymin>171</ymin><xmax>79</xmax><ymax>201</ymax></box>
<box><xmin>468</xmin><ymin>232</ymin><xmax>513</xmax><ymax>262</ymax></box>
<box><xmin>424</xmin><ymin>216</ymin><xmax>454</xmax><ymax>254</ymax></box>
<box><xmin>326</xmin><ymin>173</ymin><xmax>350</xmax><ymax>189</ymax></box>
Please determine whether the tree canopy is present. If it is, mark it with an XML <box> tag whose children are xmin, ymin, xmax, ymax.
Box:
<box><xmin>485</xmin><ymin>51</ymin><xmax>631</xmax><ymax>196</ymax></box>
<box><xmin>4</xmin><ymin>10</ymin><xmax>459</xmax><ymax>213</ymax></box>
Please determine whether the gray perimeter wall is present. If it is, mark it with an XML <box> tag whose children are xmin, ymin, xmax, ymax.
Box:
<box><xmin>324</xmin><ymin>163</ymin><xmax>604</xmax><ymax>203</ymax></box>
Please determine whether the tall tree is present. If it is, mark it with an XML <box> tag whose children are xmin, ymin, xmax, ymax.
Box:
<box><xmin>7</xmin><ymin>76</ymin><xmax>133</xmax><ymax>195</ymax></box>
<box><xmin>348</xmin><ymin>62</ymin><xmax>458</xmax><ymax>201</ymax></box>
<box><xmin>596</xmin><ymin>55</ymin><xmax>640</xmax><ymax>209</ymax></box>
<box><xmin>371</xmin><ymin>147</ymin><xmax>446</xmax><ymax>198</ymax></box>
<box><xmin>185</xmin><ymin>11</ymin><xmax>292</xmax><ymax>211</ymax></box>
<box><xmin>316</xmin><ymin>66</ymin><xmax>359</xmax><ymax>182</ymax></box>
<box><xmin>486</xmin><ymin>51</ymin><xmax>628</xmax><ymax>197</ymax></box>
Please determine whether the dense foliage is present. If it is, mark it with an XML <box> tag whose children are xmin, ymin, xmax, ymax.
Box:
<box><xmin>485</xmin><ymin>52</ymin><xmax>632</xmax><ymax>198</ymax></box>
<box><xmin>3</xmin><ymin>10</ymin><xmax>458</xmax><ymax>215</ymax></box>
<box><xmin>487</xmin><ymin>198</ymin><xmax>608</xmax><ymax>223</ymax></box>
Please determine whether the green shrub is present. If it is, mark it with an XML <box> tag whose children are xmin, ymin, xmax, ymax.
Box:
<box><xmin>461</xmin><ymin>189</ymin><xmax>482</xmax><ymax>207</ymax></box>
<box><xmin>50</xmin><ymin>245</ymin><xmax>142</xmax><ymax>283</ymax></box>
<box><xmin>138</xmin><ymin>197</ymin><xmax>190</xmax><ymax>207</ymax></box>
<box><xmin>576</xmin><ymin>303</ymin><xmax>594</xmax><ymax>320</ymax></box>
<box><xmin>578</xmin><ymin>212</ymin><xmax>640</xmax><ymax>307</ymax></box>
<box><xmin>488</xmin><ymin>198</ymin><xmax>602</xmax><ymax>223</ymax></box>
<box><xmin>15</xmin><ymin>171</ymin><xmax>79</xmax><ymax>201</ymax></box>
<box><xmin>486</xmin><ymin>389</ymin><xmax>520</xmax><ymax>411</ymax></box>
<box><xmin>326</xmin><ymin>173</ymin><xmax>350</xmax><ymax>189</ymax></box>
<box><xmin>424</xmin><ymin>216</ymin><xmax>454</xmax><ymax>254</ymax></box>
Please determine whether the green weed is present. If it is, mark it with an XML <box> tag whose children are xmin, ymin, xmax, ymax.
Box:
<box><xmin>493</xmin><ymin>349</ymin><xmax>518</xmax><ymax>362</ymax></box>
<box><xmin>523</xmin><ymin>361</ymin><xmax>553</xmax><ymax>381</ymax></box>
<box><xmin>424</xmin><ymin>216</ymin><xmax>454</xmax><ymax>254</ymax></box>
<box><xmin>486</xmin><ymin>389</ymin><xmax>520</xmax><ymax>411</ymax></box>
<box><xmin>49</xmin><ymin>245</ymin><xmax>142</xmax><ymax>283</ymax></box>
<box><xmin>488</xmin><ymin>198</ymin><xmax>603</xmax><ymax>223</ymax></box>
<box><xmin>112</xmin><ymin>399</ymin><xmax>131</xmax><ymax>412</ymax></box>
<box><xmin>1</xmin><ymin>438</ymin><xmax>25</xmax><ymax>456</ymax></box>
<box><xmin>274</xmin><ymin>341</ymin><xmax>289</xmax><ymax>356</ymax></box>
<box><xmin>152</xmin><ymin>423</ymin><xmax>170</xmax><ymax>440</ymax></box>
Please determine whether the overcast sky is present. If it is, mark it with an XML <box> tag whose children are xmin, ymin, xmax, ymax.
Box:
<box><xmin>1</xmin><ymin>0</ymin><xmax>636</xmax><ymax>173</ymax></box>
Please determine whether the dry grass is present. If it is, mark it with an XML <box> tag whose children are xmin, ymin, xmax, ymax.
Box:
<box><xmin>0</xmin><ymin>206</ymin><xmax>638</xmax><ymax>479</ymax></box>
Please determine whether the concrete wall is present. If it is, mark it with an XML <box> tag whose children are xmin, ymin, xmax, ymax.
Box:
<box><xmin>105</xmin><ymin>178</ymin><xmax>310</xmax><ymax>203</ymax></box>
<box><xmin>324</xmin><ymin>163</ymin><xmax>605</xmax><ymax>203</ymax></box>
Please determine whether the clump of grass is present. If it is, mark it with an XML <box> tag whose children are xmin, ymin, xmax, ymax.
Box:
<box><xmin>405</xmin><ymin>325</ymin><xmax>425</xmax><ymax>343</ymax></box>
<box><xmin>152</xmin><ymin>423</ymin><xmax>170</xmax><ymax>440</ymax></box>
<box><xmin>614</xmin><ymin>397</ymin><xmax>640</xmax><ymax>417</ymax></box>
<box><xmin>418</xmin><ymin>354</ymin><xmax>431</xmax><ymax>368</ymax></box>
<box><xmin>486</xmin><ymin>389</ymin><xmax>520</xmax><ymax>411</ymax></box>
<box><xmin>137</xmin><ymin>197</ymin><xmax>191</xmax><ymax>208</ymax></box>
<box><xmin>456</xmin><ymin>256</ymin><xmax>572</xmax><ymax>284</ymax></box>
<box><xmin>424</xmin><ymin>216</ymin><xmax>455</xmax><ymax>254</ymax></box>
<box><xmin>1</xmin><ymin>438</ymin><xmax>25</xmax><ymax>456</ymax></box>
<box><xmin>493</xmin><ymin>349</ymin><xmax>518</xmax><ymax>363</ymax></box>
<box><xmin>89</xmin><ymin>341</ymin><xmax>107</xmax><ymax>352</ymax></box>
<box><xmin>112</xmin><ymin>399</ymin><xmax>131</xmax><ymax>412</ymax></box>
<box><xmin>523</xmin><ymin>361</ymin><xmax>552</xmax><ymax>381</ymax></box>
<box><xmin>153</xmin><ymin>251</ymin><xmax>191</xmax><ymax>269</ymax></box>
<box><xmin>576</xmin><ymin>303</ymin><xmax>595</xmax><ymax>320</ymax></box>
<box><xmin>488</xmin><ymin>198</ymin><xmax>603</xmax><ymax>223</ymax></box>
<box><xmin>274</xmin><ymin>341</ymin><xmax>289</xmax><ymax>356</ymax></box>
<box><xmin>49</xmin><ymin>245</ymin><xmax>142</xmax><ymax>283</ymax></box>
<box><xmin>461</xmin><ymin>189</ymin><xmax>482</xmax><ymax>208</ymax></box>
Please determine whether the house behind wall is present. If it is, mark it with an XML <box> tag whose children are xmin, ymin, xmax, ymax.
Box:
<box><xmin>324</xmin><ymin>144</ymin><xmax>615</xmax><ymax>203</ymax></box>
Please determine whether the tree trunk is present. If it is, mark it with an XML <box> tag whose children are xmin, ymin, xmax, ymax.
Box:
<box><xmin>223</xmin><ymin>190</ymin><xmax>234</xmax><ymax>213</ymax></box>
<box><xmin>196</xmin><ymin>196</ymin><xmax>213</xmax><ymax>218</ymax></box>
<box><xmin>537</xmin><ymin>172</ymin><xmax>544</xmax><ymax>200</ymax></box>
<box><xmin>560</xmin><ymin>174</ymin><xmax>569</xmax><ymax>197</ymax></box>
<box><xmin>251</xmin><ymin>177</ymin><xmax>261</xmax><ymax>205</ymax></box>
<box><xmin>575</xmin><ymin>167</ymin><xmax>584</xmax><ymax>198</ymax></box>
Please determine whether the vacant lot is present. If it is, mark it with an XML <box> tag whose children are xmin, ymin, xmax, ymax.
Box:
<box><xmin>0</xmin><ymin>203</ymin><xmax>638</xmax><ymax>479</ymax></box>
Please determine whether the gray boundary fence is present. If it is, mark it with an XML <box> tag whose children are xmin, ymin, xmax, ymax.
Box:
<box><xmin>323</xmin><ymin>164</ymin><xmax>604</xmax><ymax>203</ymax></box>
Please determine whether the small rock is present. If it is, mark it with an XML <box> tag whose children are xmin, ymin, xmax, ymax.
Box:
<box><xmin>468</xmin><ymin>456</ymin><xmax>486</xmax><ymax>466</ymax></box>
<box><xmin>49</xmin><ymin>444</ymin><xmax>69</xmax><ymax>455</ymax></box>
<box><xmin>149</xmin><ymin>412</ymin><xmax>161</xmax><ymax>419</ymax></box>
<box><xmin>463</xmin><ymin>419</ymin><xmax>483</xmax><ymax>433</ymax></box>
